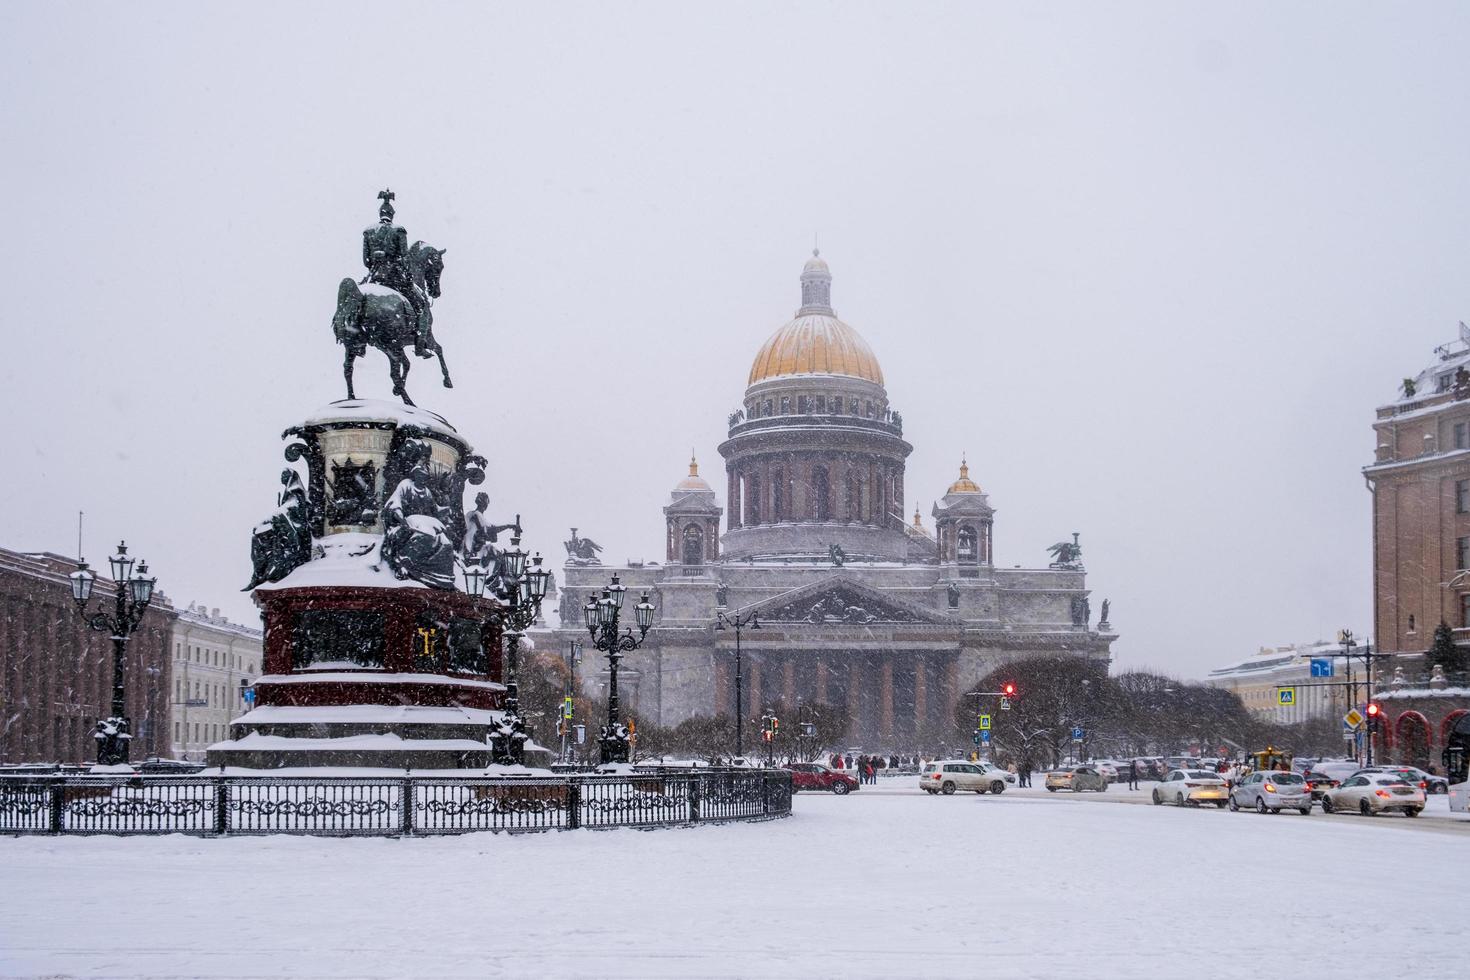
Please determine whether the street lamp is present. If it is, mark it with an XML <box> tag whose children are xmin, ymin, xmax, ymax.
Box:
<box><xmin>69</xmin><ymin>541</ymin><xmax>158</xmax><ymax>767</ymax></box>
<box><xmin>584</xmin><ymin>573</ymin><xmax>655</xmax><ymax>764</ymax></box>
<box><xmin>714</xmin><ymin>608</ymin><xmax>760</xmax><ymax>759</ymax></box>
<box><xmin>461</xmin><ymin>536</ymin><xmax>549</xmax><ymax>766</ymax></box>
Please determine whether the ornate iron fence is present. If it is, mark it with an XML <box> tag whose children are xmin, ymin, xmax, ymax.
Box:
<box><xmin>0</xmin><ymin>768</ymin><xmax>791</xmax><ymax>837</ymax></box>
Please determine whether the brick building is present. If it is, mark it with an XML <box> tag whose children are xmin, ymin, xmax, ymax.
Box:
<box><xmin>1363</xmin><ymin>328</ymin><xmax>1470</xmax><ymax>767</ymax></box>
<box><xmin>0</xmin><ymin>546</ymin><xmax>174</xmax><ymax>764</ymax></box>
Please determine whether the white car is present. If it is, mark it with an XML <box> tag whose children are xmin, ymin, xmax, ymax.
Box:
<box><xmin>1091</xmin><ymin>761</ymin><xmax>1120</xmax><ymax>784</ymax></box>
<box><xmin>920</xmin><ymin>760</ymin><xmax>1013</xmax><ymax>795</ymax></box>
<box><xmin>1228</xmin><ymin>770</ymin><xmax>1312</xmax><ymax>814</ymax></box>
<box><xmin>1152</xmin><ymin>769</ymin><xmax>1229</xmax><ymax>807</ymax></box>
<box><xmin>1321</xmin><ymin>774</ymin><xmax>1425</xmax><ymax>817</ymax></box>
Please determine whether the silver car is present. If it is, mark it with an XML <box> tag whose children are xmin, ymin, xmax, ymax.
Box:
<box><xmin>1228</xmin><ymin>770</ymin><xmax>1312</xmax><ymax>814</ymax></box>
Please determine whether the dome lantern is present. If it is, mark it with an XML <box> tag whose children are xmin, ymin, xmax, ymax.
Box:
<box><xmin>799</xmin><ymin>248</ymin><xmax>833</xmax><ymax>315</ymax></box>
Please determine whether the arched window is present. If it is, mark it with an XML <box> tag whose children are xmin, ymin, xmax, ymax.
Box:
<box><xmin>812</xmin><ymin>466</ymin><xmax>831</xmax><ymax>521</ymax></box>
<box><xmin>957</xmin><ymin>525</ymin><xmax>977</xmax><ymax>562</ymax></box>
<box><xmin>682</xmin><ymin>525</ymin><xmax>704</xmax><ymax>566</ymax></box>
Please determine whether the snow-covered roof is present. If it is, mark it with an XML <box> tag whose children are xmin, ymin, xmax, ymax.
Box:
<box><xmin>1383</xmin><ymin>327</ymin><xmax>1470</xmax><ymax>409</ymax></box>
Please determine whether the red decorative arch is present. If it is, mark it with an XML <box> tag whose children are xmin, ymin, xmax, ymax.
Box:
<box><xmin>1394</xmin><ymin>710</ymin><xmax>1434</xmax><ymax>767</ymax></box>
<box><xmin>1441</xmin><ymin>708</ymin><xmax>1469</xmax><ymax>747</ymax></box>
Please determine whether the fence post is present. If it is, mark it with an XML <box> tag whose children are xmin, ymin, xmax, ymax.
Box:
<box><xmin>49</xmin><ymin>778</ymin><xmax>64</xmax><ymax>834</ymax></box>
<box><xmin>688</xmin><ymin>774</ymin><xmax>701</xmax><ymax>824</ymax></box>
<box><xmin>402</xmin><ymin>778</ymin><xmax>414</xmax><ymax>836</ymax></box>
<box><xmin>215</xmin><ymin>778</ymin><xmax>230</xmax><ymax>835</ymax></box>
<box><xmin>566</xmin><ymin>780</ymin><xmax>581</xmax><ymax>830</ymax></box>
<box><xmin>762</xmin><ymin>772</ymin><xmax>771</xmax><ymax>815</ymax></box>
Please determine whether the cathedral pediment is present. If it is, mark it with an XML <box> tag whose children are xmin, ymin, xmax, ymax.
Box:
<box><xmin>753</xmin><ymin>576</ymin><xmax>959</xmax><ymax>626</ymax></box>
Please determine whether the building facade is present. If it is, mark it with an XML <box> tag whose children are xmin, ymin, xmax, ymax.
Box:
<box><xmin>551</xmin><ymin>253</ymin><xmax>1116</xmax><ymax>751</ymax></box>
<box><xmin>169</xmin><ymin>603</ymin><xmax>263</xmax><ymax>760</ymax></box>
<box><xmin>0</xmin><ymin>546</ymin><xmax>173</xmax><ymax>764</ymax></box>
<box><xmin>1204</xmin><ymin>640</ymin><xmax>1351</xmax><ymax>724</ymax></box>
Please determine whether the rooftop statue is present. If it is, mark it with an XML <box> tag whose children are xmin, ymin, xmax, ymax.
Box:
<box><xmin>564</xmin><ymin>528</ymin><xmax>603</xmax><ymax>565</ymax></box>
<box><xmin>333</xmin><ymin>189</ymin><xmax>453</xmax><ymax>406</ymax></box>
<box><xmin>1047</xmin><ymin>532</ymin><xmax>1083</xmax><ymax>569</ymax></box>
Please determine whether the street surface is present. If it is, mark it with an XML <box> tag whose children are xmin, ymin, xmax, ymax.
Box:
<box><xmin>1</xmin><ymin>781</ymin><xmax>1465</xmax><ymax>979</ymax></box>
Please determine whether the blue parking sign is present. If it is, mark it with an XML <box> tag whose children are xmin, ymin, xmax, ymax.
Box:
<box><xmin>1310</xmin><ymin>658</ymin><xmax>1333</xmax><ymax>677</ymax></box>
<box><xmin>980</xmin><ymin>730</ymin><xmax>991</xmax><ymax>743</ymax></box>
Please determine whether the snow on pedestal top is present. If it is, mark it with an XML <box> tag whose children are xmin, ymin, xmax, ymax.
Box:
<box><xmin>253</xmin><ymin>531</ymin><xmax>431</xmax><ymax>591</ymax></box>
<box><xmin>303</xmin><ymin>398</ymin><xmax>461</xmax><ymax>440</ymax></box>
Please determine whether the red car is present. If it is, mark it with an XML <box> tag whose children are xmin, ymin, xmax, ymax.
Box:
<box><xmin>786</xmin><ymin>762</ymin><xmax>859</xmax><ymax>794</ymax></box>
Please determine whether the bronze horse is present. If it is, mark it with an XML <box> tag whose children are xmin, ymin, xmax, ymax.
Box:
<box><xmin>332</xmin><ymin>242</ymin><xmax>452</xmax><ymax>406</ymax></box>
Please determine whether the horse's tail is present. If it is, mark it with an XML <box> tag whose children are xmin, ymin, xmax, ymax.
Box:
<box><xmin>333</xmin><ymin>278</ymin><xmax>363</xmax><ymax>343</ymax></box>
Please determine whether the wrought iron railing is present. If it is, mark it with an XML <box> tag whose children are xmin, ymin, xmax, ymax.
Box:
<box><xmin>0</xmin><ymin>768</ymin><xmax>792</xmax><ymax>837</ymax></box>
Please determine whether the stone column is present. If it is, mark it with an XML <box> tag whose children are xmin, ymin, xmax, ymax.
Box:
<box><xmin>714</xmin><ymin>653</ymin><xmax>731</xmax><ymax>717</ymax></box>
<box><xmin>914</xmin><ymin>654</ymin><xmax>927</xmax><ymax>737</ymax></box>
<box><xmin>814</xmin><ymin>656</ymin><xmax>828</xmax><ymax>704</ymax></box>
<box><xmin>847</xmin><ymin>657</ymin><xmax>861</xmax><ymax>726</ymax></box>
<box><xmin>879</xmin><ymin>655</ymin><xmax>894</xmax><ymax>740</ymax></box>
<box><xmin>782</xmin><ymin>657</ymin><xmax>796</xmax><ymax>707</ymax></box>
<box><xmin>749</xmin><ymin>659</ymin><xmax>763</xmax><ymax>713</ymax></box>
<box><xmin>727</xmin><ymin>467</ymin><xmax>741</xmax><ymax>530</ymax></box>
<box><xmin>944</xmin><ymin>656</ymin><xmax>961</xmax><ymax>722</ymax></box>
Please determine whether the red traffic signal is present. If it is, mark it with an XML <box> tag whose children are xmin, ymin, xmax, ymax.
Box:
<box><xmin>1003</xmin><ymin>683</ymin><xmax>1016</xmax><ymax>698</ymax></box>
<box><xmin>1365</xmin><ymin>702</ymin><xmax>1381</xmax><ymax>718</ymax></box>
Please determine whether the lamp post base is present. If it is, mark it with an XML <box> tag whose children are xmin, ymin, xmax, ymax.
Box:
<box><xmin>598</xmin><ymin>724</ymin><xmax>630</xmax><ymax>764</ymax></box>
<box><xmin>93</xmin><ymin>716</ymin><xmax>132</xmax><ymax>767</ymax></box>
<box><xmin>488</xmin><ymin>712</ymin><xmax>528</xmax><ymax>767</ymax></box>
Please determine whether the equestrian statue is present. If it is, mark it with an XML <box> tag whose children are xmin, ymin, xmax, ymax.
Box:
<box><xmin>333</xmin><ymin>189</ymin><xmax>453</xmax><ymax>406</ymax></box>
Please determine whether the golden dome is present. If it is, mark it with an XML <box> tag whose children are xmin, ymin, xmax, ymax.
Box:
<box><xmin>947</xmin><ymin>458</ymin><xmax>981</xmax><ymax>494</ymax></box>
<box><xmin>675</xmin><ymin>453</ymin><xmax>712</xmax><ymax>491</ymax></box>
<box><xmin>747</xmin><ymin>252</ymin><xmax>885</xmax><ymax>387</ymax></box>
<box><xmin>748</xmin><ymin>315</ymin><xmax>884</xmax><ymax>386</ymax></box>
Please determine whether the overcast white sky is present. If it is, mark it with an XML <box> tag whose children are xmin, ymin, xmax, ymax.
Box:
<box><xmin>3</xmin><ymin>3</ymin><xmax>1468</xmax><ymax>679</ymax></box>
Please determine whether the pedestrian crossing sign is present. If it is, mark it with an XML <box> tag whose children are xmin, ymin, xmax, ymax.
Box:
<box><xmin>979</xmin><ymin>714</ymin><xmax>991</xmax><ymax>730</ymax></box>
<box><xmin>1277</xmin><ymin>687</ymin><xmax>1296</xmax><ymax>706</ymax></box>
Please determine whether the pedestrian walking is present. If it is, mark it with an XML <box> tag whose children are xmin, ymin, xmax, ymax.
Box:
<box><xmin>1127</xmin><ymin>759</ymin><xmax>1138</xmax><ymax>790</ymax></box>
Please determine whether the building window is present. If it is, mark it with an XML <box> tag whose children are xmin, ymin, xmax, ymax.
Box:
<box><xmin>174</xmin><ymin>721</ymin><xmax>180</xmax><ymax>742</ymax></box>
<box><xmin>1440</xmin><ymin>373</ymin><xmax>1455</xmax><ymax>393</ymax></box>
<box><xmin>813</xmin><ymin>466</ymin><xmax>831</xmax><ymax>521</ymax></box>
<box><xmin>832</xmin><ymin>396</ymin><xmax>843</xmax><ymax>415</ymax></box>
<box><xmin>779</xmin><ymin>397</ymin><xmax>791</xmax><ymax>414</ymax></box>
<box><xmin>1458</xmin><ymin>536</ymin><xmax>1470</xmax><ymax>571</ymax></box>
<box><xmin>958</xmin><ymin>525</ymin><xmax>977</xmax><ymax>562</ymax></box>
<box><xmin>1462</xmin><ymin>594</ymin><xmax>1470</xmax><ymax>629</ymax></box>
<box><xmin>1459</xmin><ymin>480</ymin><xmax>1470</xmax><ymax>514</ymax></box>
<box><xmin>849</xmin><ymin>398</ymin><xmax>859</xmax><ymax>415</ymax></box>
<box><xmin>797</xmin><ymin>395</ymin><xmax>808</xmax><ymax>414</ymax></box>
<box><xmin>1408</xmin><ymin>613</ymin><xmax>1417</xmax><ymax>632</ymax></box>
<box><xmin>762</xmin><ymin>400</ymin><xmax>773</xmax><ymax>417</ymax></box>
<box><xmin>1456</xmin><ymin>422</ymin><xmax>1469</xmax><ymax>449</ymax></box>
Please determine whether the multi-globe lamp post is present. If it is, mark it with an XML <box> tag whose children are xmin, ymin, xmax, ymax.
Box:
<box><xmin>583</xmin><ymin>574</ymin><xmax>655</xmax><ymax>765</ymax></box>
<box><xmin>68</xmin><ymin>541</ymin><xmax>159</xmax><ymax>767</ymax></box>
<box><xmin>713</xmin><ymin>608</ymin><xmax>759</xmax><ymax>759</ymax></box>
<box><xmin>461</xmin><ymin>535</ymin><xmax>550</xmax><ymax>766</ymax></box>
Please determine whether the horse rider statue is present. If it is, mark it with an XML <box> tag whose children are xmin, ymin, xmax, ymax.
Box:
<box><xmin>363</xmin><ymin>189</ymin><xmax>432</xmax><ymax>358</ymax></box>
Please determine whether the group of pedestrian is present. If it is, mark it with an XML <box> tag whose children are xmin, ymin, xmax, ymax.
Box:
<box><xmin>831</xmin><ymin>753</ymin><xmax>915</xmax><ymax>784</ymax></box>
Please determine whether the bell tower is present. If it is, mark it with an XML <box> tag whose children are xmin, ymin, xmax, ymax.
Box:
<box><xmin>664</xmin><ymin>454</ymin><xmax>722</xmax><ymax>569</ymax></box>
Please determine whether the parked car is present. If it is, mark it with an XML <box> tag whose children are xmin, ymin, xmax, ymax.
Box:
<box><xmin>1152</xmin><ymin>769</ymin><xmax>1228</xmax><ymax>807</ymax></box>
<box><xmin>1228</xmin><ymin>770</ymin><xmax>1312</xmax><ymax>814</ymax></box>
<box><xmin>1351</xmin><ymin>765</ymin><xmax>1448</xmax><ymax>795</ymax></box>
<box><xmin>1321</xmin><ymin>774</ymin><xmax>1425</xmax><ymax>816</ymax></box>
<box><xmin>1311</xmin><ymin>760</ymin><xmax>1363</xmax><ymax>784</ymax></box>
<box><xmin>920</xmin><ymin>760</ymin><xmax>1011</xmax><ymax>795</ymax></box>
<box><xmin>786</xmin><ymin>762</ymin><xmax>859</xmax><ymax>795</ymax></box>
<box><xmin>1091</xmin><ymin>761</ymin><xmax>1120</xmax><ymax>784</ymax></box>
<box><xmin>1045</xmin><ymin>765</ymin><xmax>1108</xmax><ymax>792</ymax></box>
<box><xmin>1302</xmin><ymin>770</ymin><xmax>1340</xmax><ymax>803</ymax></box>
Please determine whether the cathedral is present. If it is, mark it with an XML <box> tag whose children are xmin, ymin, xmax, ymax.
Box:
<box><xmin>554</xmin><ymin>252</ymin><xmax>1115</xmax><ymax>750</ymax></box>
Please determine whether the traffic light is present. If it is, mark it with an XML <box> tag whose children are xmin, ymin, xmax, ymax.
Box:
<box><xmin>1003</xmin><ymin>682</ymin><xmax>1016</xmax><ymax>698</ymax></box>
<box><xmin>771</xmin><ymin>717</ymin><xmax>779</xmax><ymax>733</ymax></box>
<box><xmin>1366</xmin><ymin>702</ymin><xmax>1382</xmax><ymax>731</ymax></box>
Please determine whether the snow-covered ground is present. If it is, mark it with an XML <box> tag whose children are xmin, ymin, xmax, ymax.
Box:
<box><xmin>1</xmin><ymin>785</ymin><xmax>1465</xmax><ymax>979</ymax></box>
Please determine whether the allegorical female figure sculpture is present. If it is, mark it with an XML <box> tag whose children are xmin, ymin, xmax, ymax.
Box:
<box><xmin>245</xmin><ymin>469</ymin><xmax>313</xmax><ymax>590</ymax></box>
<box><xmin>380</xmin><ymin>464</ymin><xmax>457</xmax><ymax>589</ymax></box>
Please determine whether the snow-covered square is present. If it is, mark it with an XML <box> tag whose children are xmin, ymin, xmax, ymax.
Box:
<box><xmin>2</xmin><ymin>786</ymin><xmax>1465</xmax><ymax>979</ymax></box>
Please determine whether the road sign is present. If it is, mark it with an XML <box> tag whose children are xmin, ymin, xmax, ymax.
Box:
<box><xmin>1310</xmin><ymin>658</ymin><xmax>1334</xmax><ymax>677</ymax></box>
<box><xmin>574</xmin><ymin>724</ymin><xmax>586</xmax><ymax>744</ymax></box>
<box><xmin>999</xmin><ymin>697</ymin><xmax>1012</xmax><ymax>711</ymax></box>
<box><xmin>183</xmin><ymin>698</ymin><xmax>207</xmax><ymax>707</ymax></box>
<box><xmin>562</xmin><ymin>697</ymin><xmax>574</xmax><ymax>719</ymax></box>
<box><xmin>979</xmin><ymin>714</ymin><xmax>992</xmax><ymax>731</ymax></box>
<box><xmin>1277</xmin><ymin>687</ymin><xmax>1296</xmax><ymax>706</ymax></box>
<box><xmin>242</xmin><ymin>688</ymin><xmax>256</xmax><ymax>705</ymax></box>
<box><xmin>980</xmin><ymin>730</ymin><xmax>991</xmax><ymax>744</ymax></box>
<box><xmin>1343</xmin><ymin>708</ymin><xmax>1364</xmax><ymax>728</ymax></box>
<box><xmin>1071</xmin><ymin>726</ymin><xmax>1084</xmax><ymax>741</ymax></box>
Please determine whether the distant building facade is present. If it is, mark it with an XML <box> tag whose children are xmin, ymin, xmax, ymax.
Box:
<box><xmin>1204</xmin><ymin>641</ymin><xmax>1351</xmax><ymax>724</ymax></box>
<box><xmin>0</xmin><ymin>546</ymin><xmax>173</xmax><ymax>764</ymax></box>
<box><xmin>169</xmin><ymin>603</ymin><xmax>262</xmax><ymax>760</ymax></box>
<box><xmin>551</xmin><ymin>254</ymin><xmax>1116</xmax><ymax>751</ymax></box>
